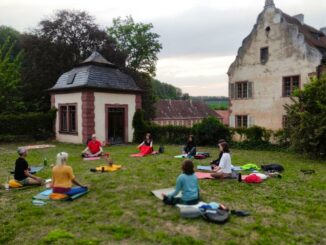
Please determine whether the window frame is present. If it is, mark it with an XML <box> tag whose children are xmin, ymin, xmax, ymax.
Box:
<box><xmin>234</xmin><ymin>81</ymin><xmax>252</xmax><ymax>100</ymax></box>
<box><xmin>282</xmin><ymin>75</ymin><xmax>300</xmax><ymax>97</ymax></box>
<box><xmin>58</xmin><ymin>103</ymin><xmax>78</xmax><ymax>135</ymax></box>
<box><xmin>260</xmin><ymin>47</ymin><xmax>269</xmax><ymax>64</ymax></box>
<box><xmin>235</xmin><ymin>115</ymin><xmax>248</xmax><ymax>128</ymax></box>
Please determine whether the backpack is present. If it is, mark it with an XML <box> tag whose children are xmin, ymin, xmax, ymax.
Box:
<box><xmin>261</xmin><ymin>163</ymin><xmax>284</xmax><ymax>172</ymax></box>
<box><xmin>158</xmin><ymin>145</ymin><xmax>164</xmax><ymax>154</ymax></box>
<box><xmin>202</xmin><ymin>209</ymin><xmax>230</xmax><ymax>224</ymax></box>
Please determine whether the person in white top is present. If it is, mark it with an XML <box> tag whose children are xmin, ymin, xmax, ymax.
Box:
<box><xmin>211</xmin><ymin>142</ymin><xmax>233</xmax><ymax>179</ymax></box>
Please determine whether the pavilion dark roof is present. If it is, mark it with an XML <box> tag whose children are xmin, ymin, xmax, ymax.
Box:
<box><xmin>49</xmin><ymin>52</ymin><xmax>142</xmax><ymax>93</ymax></box>
<box><xmin>154</xmin><ymin>99</ymin><xmax>218</xmax><ymax>120</ymax></box>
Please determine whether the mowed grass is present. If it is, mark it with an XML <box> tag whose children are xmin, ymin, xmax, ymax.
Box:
<box><xmin>0</xmin><ymin>142</ymin><xmax>325</xmax><ymax>245</ymax></box>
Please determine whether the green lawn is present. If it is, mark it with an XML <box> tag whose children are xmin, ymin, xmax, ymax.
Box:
<box><xmin>0</xmin><ymin>142</ymin><xmax>325</xmax><ymax>245</ymax></box>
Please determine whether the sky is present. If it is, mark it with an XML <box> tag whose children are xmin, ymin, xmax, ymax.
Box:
<box><xmin>0</xmin><ymin>0</ymin><xmax>325</xmax><ymax>96</ymax></box>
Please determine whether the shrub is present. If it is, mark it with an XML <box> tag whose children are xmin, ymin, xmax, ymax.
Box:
<box><xmin>0</xmin><ymin>109</ymin><xmax>56</xmax><ymax>141</ymax></box>
<box><xmin>132</xmin><ymin>110</ymin><xmax>148</xmax><ymax>143</ymax></box>
<box><xmin>192</xmin><ymin>116</ymin><xmax>231</xmax><ymax>145</ymax></box>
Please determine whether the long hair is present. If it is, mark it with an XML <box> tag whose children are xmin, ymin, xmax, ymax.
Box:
<box><xmin>56</xmin><ymin>152</ymin><xmax>68</xmax><ymax>166</ymax></box>
<box><xmin>219</xmin><ymin>142</ymin><xmax>230</xmax><ymax>153</ymax></box>
<box><xmin>182</xmin><ymin>159</ymin><xmax>194</xmax><ymax>175</ymax></box>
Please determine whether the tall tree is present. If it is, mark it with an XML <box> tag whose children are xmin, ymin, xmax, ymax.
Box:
<box><xmin>0</xmin><ymin>26</ymin><xmax>21</xmax><ymax>58</ymax></box>
<box><xmin>21</xmin><ymin>10</ymin><xmax>124</xmax><ymax>111</ymax></box>
<box><xmin>0</xmin><ymin>38</ymin><xmax>24</xmax><ymax>113</ymax></box>
<box><xmin>284</xmin><ymin>76</ymin><xmax>326</xmax><ymax>158</ymax></box>
<box><xmin>108</xmin><ymin>16</ymin><xmax>162</xmax><ymax>76</ymax></box>
<box><xmin>151</xmin><ymin>79</ymin><xmax>183</xmax><ymax>100</ymax></box>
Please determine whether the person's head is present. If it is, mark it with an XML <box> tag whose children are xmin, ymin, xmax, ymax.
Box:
<box><xmin>17</xmin><ymin>147</ymin><xmax>27</xmax><ymax>157</ymax></box>
<box><xmin>218</xmin><ymin>142</ymin><xmax>230</xmax><ymax>153</ymax></box>
<box><xmin>218</xmin><ymin>139</ymin><xmax>226</xmax><ymax>145</ymax></box>
<box><xmin>182</xmin><ymin>159</ymin><xmax>194</xmax><ymax>175</ymax></box>
<box><xmin>188</xmin><ymin>135</ymin><xmax>194</xmax><ymax>142</ymax></box>
<box><xmin>91</xmin><ymin>134</ymin><xmax>97</xmax><ymax>141</ymax></box>
<box><xmin>145</xmin><ymin>133</ymin><xmax>152</xmax><ymax>141</ymax></box>
<box><xmin>56</xmin><ymin>152</ymin><xmax>69</xmax><ymax>166</ymax></box>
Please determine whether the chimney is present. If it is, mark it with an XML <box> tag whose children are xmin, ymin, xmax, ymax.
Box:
<box><xmin>264</xmin><ymin>0</ymin><xmax>275</xmax><ymax>9</ymax></box>
<box><xmin>320</xmin><ymin>27</ymin><xmax>326</xmax><ymax>36</ymax></box>
<box><xmin>293</xmin><ymin>14</ymin><xmax>304</xmax><ymax>25</ymax></box>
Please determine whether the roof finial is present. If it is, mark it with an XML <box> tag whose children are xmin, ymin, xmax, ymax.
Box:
<box><xmin>265</xmin><ymin>0</ymin><xmax>275</xmax><ymax>9</ymax></box>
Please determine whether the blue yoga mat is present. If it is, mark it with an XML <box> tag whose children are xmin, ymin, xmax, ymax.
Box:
<box><xmin>197</xmin><ymin>166</ymin><xmax>212</xmax><ymax>171</ymax></box>
<box><xmin>11</xmin><ymin>166</ymin><xmax>44</xmax><ymax>175</ymax></box>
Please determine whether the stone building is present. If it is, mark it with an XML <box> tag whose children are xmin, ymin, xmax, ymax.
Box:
<box><xmin>228</xmin><ymin>0</ymin><xmax>326</xmax><ymax>130</ymax></box>
<box><xmin>152</xmin><ymin>99</ymin><xmax>220</xmax><ymax>127</ymax></box>
<box><xmin>48</xmin><ymin>52</ymin><xmax>142</xmax><ymax>145</ymax></box>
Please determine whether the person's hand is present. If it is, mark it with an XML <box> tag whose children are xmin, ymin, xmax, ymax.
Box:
<box><xmin>161</xmin><ymin>193</ymin><xmax>166</xmax><ymax>197</ymax></box>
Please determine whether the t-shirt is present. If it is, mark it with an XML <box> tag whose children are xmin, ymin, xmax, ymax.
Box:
<box><xmin>168</xmin><ymin>173</ymin><xmax>199</xmax><ymax>201</ymax></box>
<box><xmin>52</xmin><ymin>165</ymin><xmax>75</xmax><ymax>188</ymax></box>
<box><xmin>218</xmin><ymin>153</ymin><xmax>232</xmax><ymax>174</ymax></box>
<box><xmin>14</xmin><ymin>157</ymin><xmax>29</xmax><ymax>180</ymax></box>
<box><xmin>87</xmin><ymin>140</ymin><xmax>102</xmax><ymax>154</ymax></box>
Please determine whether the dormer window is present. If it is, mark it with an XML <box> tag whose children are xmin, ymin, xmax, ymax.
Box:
<box><xmin>260</xmin><ymin>47</ymin><xmax>269</xmax><ymax>64</ymax></box>
<box><xmin>67</xmin><ymin>73</ymin><xmax>76</xmax><ymax>85</ymax></box>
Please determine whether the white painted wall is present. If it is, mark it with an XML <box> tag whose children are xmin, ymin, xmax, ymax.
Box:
<box><xmin>94</xmin><ymin>92</ymin><xmax>136</xmax><ymax>143</ymax></box>
<box><xmin>228</xmin><ymin>7</ymin><xmax>322</xmax><ymax>130</ymax></box>
<box><xmin>54</xmin><ymin>92</ymin><xmax>83</xmax><ymax>144</ymax></box>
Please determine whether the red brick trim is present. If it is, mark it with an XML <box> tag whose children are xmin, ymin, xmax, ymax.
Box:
<box><xmin>82</xmin><ymin>91</ymin><xmax>95</xmax><ymax>143</ymax></box>
<box><xmin>135</xmin><ymin>94</ymin><xmax>142</xmax><ymax>110</ymax></box>
<box><xmin>105</xmin><ymin>104</ymin><xmax>129</xmax><ymax>144</ymax></box>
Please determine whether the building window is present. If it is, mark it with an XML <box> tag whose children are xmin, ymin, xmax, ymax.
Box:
<box><xmin>260</xmin><ymin>47</ymin><xmax>269</xmax><ymax>63</ymax></box>
<box><xmin>236</xmin><ymin>115</ymin><xmax>248</xmax><ymax>128</ymax></box>
<box><xmin>59</xmin><ymin>104</ymin><xmax>77</xmax><ymax>134</ymax></box>
<box><xmin>282</xmin><ymin>115</ymin><xmax>288</xmax><ymax>128</ymax></box>
<box><xmin>232</xmin><ymin>81</ymin><xmax>253</xmax><ymax>99</ymax></box>
<box><xmin>283</xmin><ymin>76</ymin><xmax>300</xmax><ymax>97</ymax></box>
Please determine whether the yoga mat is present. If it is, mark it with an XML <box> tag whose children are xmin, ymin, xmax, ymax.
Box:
<box><xmin>10</xmin><ymin>166</ymin><xmax>44</xmax><ymax>175</ymax></box>
<box><xmin>94</xmin><ymin>165</ymin><xmax>122</xmax><ymax>172</ymax></box>
<box><xmin>23</xmin><ymin>144</ymin><xmax>56</xmax><ymax>150</ymax></box>
<box><xmin>151</xmin><ymin>187</ymin><xmax>182</xmax><ymax>200</ymax></box>
<box><xmin>83</xmin><ymin>157</ymin><xmax>101</xmax><ymax>161</ymax></box>
<box><xmin>67</xmin><ymin>190</ymin><xmax>89</xmax><ymax>200</ymax></box>
<box><xmin>197</xmin><ymin>166</ymin><xmax>212</xmax><ymax>171</ymax></box>
<box><xmin>130</xmin><ymin>153</ymin><xmax>145</xmax><ymax>157</ymax></box>
<box><xmin>174</xmin><ymin>154</ymin><xmax>189</xmax><ymax>159</ymax></box>
<box><xmin>195</xmin><ymin>172</ymin><xmax>214</xmax><ymax>179</ymax></box>
<box><xmin>33</xmin><ymin>189</ymin><xmax>52</xmax><ymax>200</ymax></box>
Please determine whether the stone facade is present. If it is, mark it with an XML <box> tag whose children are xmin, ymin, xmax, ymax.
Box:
<box><xmin>228</xmin><ymin>0</ymin><xmax>325</xmax><ymax>130</ymax></box>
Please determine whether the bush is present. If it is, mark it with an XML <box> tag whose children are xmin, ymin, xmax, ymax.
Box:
<box><xmin>132</xmin><ymin>110</ymin><xmax>149</xmax><ymax>143</ymax></box>
<box><xmin>147</xmin><ymin>124</ymin><xmax>191</xmax><ymax>144</ymax></box>
<box><xmin>192</xmin><ymin>116</ymin><xmax>230</xmax><ymax>145</ymax></box>
<box><xmin>0</xmin><ymin>109</ymin><xmax>56</xmax><ymax>141</ymax></box>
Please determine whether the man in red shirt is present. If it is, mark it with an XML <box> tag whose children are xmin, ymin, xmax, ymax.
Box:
<box><xmin>82</xmin><ymin>134</ymin><xmax>103</xmax><ymax>157</ymax></box>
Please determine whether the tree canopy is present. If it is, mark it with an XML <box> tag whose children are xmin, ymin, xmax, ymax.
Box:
<box><xmin>151</xmin><ymin>79</ymin><xmax>182</xmax><ymax>99</ymax></box>
<box><xmin>108</xmin><ymin>16</ymin><xmax>162</xmax><ymax>76</ymax></box>
<box><xmin>284</xmin><ymin>76</ymin><xmax>326</xmax><ymax>158</ymax></box>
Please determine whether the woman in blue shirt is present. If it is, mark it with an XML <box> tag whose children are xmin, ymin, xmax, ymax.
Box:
<box><xmin>163</xmin><ymin>160</ymin><xmax>200</xmax><ymax>205</ymax></box>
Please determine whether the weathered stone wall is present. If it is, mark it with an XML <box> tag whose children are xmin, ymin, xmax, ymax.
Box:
<box><xmin>228</xmin><ymin>6</ymin><xmax>322</xmax><ymax>130</ymax></box>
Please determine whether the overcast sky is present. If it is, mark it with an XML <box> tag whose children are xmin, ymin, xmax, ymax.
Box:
<box><xmin>1</xmin><ymin>0</ymin><xmax>325</xmax><ymax>96</ymax></box>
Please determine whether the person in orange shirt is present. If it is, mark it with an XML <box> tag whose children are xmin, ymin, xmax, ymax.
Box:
<box><xmin>82</xmin><ymin>134</ymin><xmax>103</xmax><ymax>157</ymax></box>
<box><xmin>52</xmin><ymin>152</ymin><xmax>87</xmax><ymax>194</ymax></box>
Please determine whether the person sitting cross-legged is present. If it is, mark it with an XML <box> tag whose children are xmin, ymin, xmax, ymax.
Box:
<box><xmin>210</xmin><ymin>142</ymin><xmax>233</xmax><ymax>179</ymax></box>
<box><xmin>52</xmin><ymin>152</ymin><xmax>87</xmax><ymax>194</ymax></box>
<box><xmin>183</xmin><ymin>135</ymin><xmax>196</xmax><ymax>158</ymax></box>
<box><xmin>82</xmin><ymin>134</ymin><xmax>103</xmax><ymax>157</ymax></box>
<box><xmin>162</xmin><ymin>160</ymin><xmax>200</xmax><ymax>205</ymax></box>
<box><xmin>14</xmin><ymin>147</ymin><xmax>44</xmax><ymax>186</ymax></box>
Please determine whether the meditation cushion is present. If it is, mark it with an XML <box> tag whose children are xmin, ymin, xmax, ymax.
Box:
<box><xmin>50</xmin><ymin>193</ymin><xmax>68</xmax><ymax>200</ymax></box>
<box><xmin>9</xmin><ymin>179</ymin><xmax>23</xmax><ymax>188</ymax></box>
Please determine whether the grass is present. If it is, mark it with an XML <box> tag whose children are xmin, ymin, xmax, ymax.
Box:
<box><xmin>0</xmin><ymin>142</ymin><xmax>325</xmax><ymax>245</ymax></box>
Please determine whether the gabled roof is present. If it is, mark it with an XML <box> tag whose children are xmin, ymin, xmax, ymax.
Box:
<box><xmin>282</xmin><ymin>13</ymin><xmax>326</xmax><ymax>53</ymax></box>
<box><xmin>49</xmin><ymin>52</ymin><xmax>142</xmax><ymax>93</ymax></box>
<box><xmin>154</xmin><ymin>99</ymin><xmax>218</xmax><ymax>120</ymax></box>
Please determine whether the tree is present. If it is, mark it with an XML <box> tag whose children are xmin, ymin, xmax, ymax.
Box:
<box><xmin>0</xmin><ymin>26</ymin><xmax>21</xmax><ymax>58</ymax></box>
<box><xmin>21</xmin><ymin>10</ymin><xmax>124</xmax><ymax>111</ymax></box>
<box><xmin>0</xmin><ymin>37</ymin><xmax>24</xmax><ymax>113</ymax></box>
<box><xmin>151</xmin><ymin>79</ymin><xmax>183</xmax><ymax>99</ymax></box>
<box><xmin>284</xmin><ymin>76</ymin><xmax>326</xmax><ymax>158</ymax></box>
<box><xmin>108</xmin><ymin>16</ymin><xmax>162</xmax><ymax>76</ymax></box>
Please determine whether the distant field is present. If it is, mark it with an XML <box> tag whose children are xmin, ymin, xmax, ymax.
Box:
<box><xmin>205</xmin><ymin>100</ymin><xmax>229</xmax><ymax>109</ymax></box>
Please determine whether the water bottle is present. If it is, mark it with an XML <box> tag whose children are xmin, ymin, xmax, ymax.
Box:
<box><xmin>5</xmin><ymin>176</ymin><xmax>9</xmax><ymax>191</ymax></box>
<box><xmin>43</xmin><ymin>157</ymin><xmax>48</xmax><ymax>167</ymax></box>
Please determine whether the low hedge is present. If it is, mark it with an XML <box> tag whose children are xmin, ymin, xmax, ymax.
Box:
<box><xmin>0</xmin><ymin>109</ymin><xmax>56</xmax><ymax>141</ymax></box>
